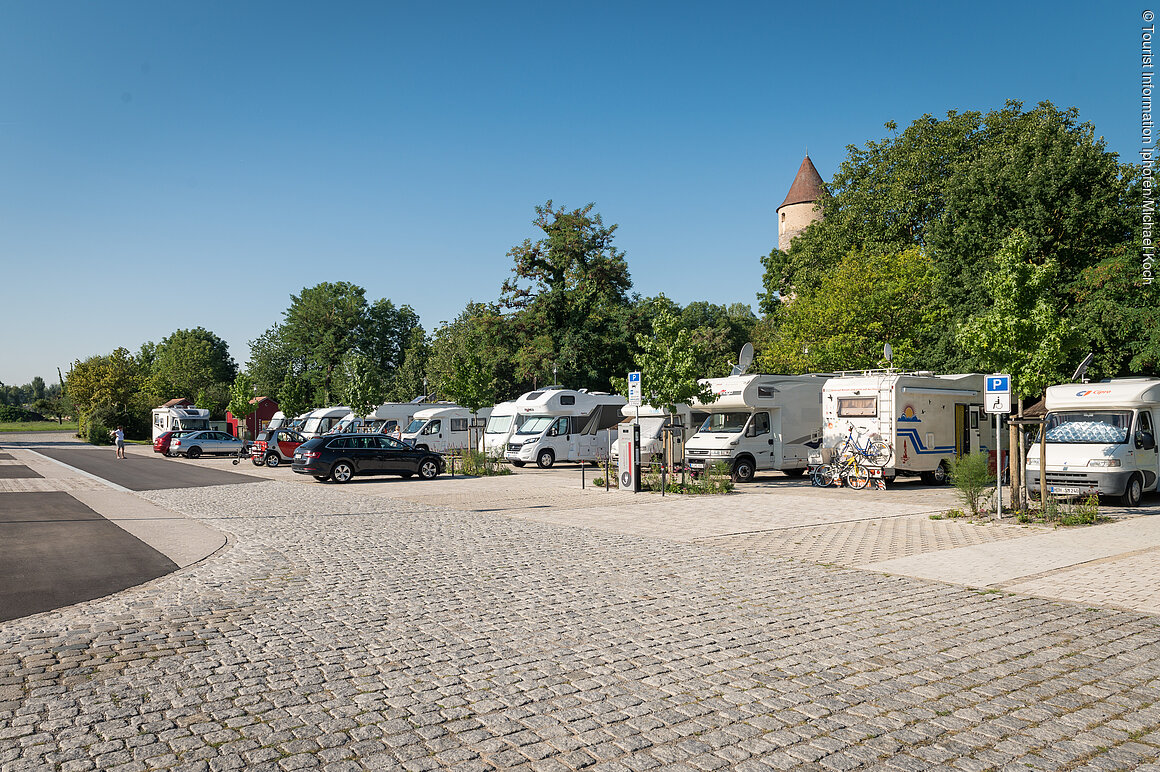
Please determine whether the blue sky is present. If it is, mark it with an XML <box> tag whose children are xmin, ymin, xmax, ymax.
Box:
<box><xmin>0</xmin><ymin>1</ymin><xmax>1139</xmax><ymax>386</ymax></box>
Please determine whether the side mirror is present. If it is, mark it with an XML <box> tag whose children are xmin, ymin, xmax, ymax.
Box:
<box><xmin>1138</xmin><ymin>431</ymin><xmax>1156</xmax><ymax>451</ymax></box>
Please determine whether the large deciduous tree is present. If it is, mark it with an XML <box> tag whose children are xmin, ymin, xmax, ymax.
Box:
<box><xmin>281</xmin><ymin>282</ymin><xmax>368</xmax><ymax>405</ymax></box>
<box><xmin>500</xmin><ymin>201</ymin><xmax>634</xmax><ymax>392</ymax></box>
<box><xmin>755</xmin><ymin>248</ymin><xmax>949</xmax><ymax>373</ymax></box>
<box><xmin>151</xmin><ymin>327</ymin><xmax>237</xmax><ymax>401</ymax></box>
<box><xmin>761</xmin><ymin>100</ymin><xmax>1137</xmax><ymax>376</ymax></box>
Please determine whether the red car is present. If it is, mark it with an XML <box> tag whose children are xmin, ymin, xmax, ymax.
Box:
<box><xmin>153</xmin><ymin>430</ymin><xmax>188</xmax><ymax>456</ymax></box>
<box><xmin>251</xmin><ymin>429</ymin><xmax>307</xmax><ymax>468</ymax></box>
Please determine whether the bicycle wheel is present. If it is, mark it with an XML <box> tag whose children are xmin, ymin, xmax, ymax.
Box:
<box><xmin>845</xmin><ymin>463</ymin><xmax>870</xmax><ymax>490</ymax></box>
<box><xmin>867</xmin><ymin>441</ymin><xmax>892</xmax><ymax>466</ymax></box>
<box><xmin>813</xmin><ymin>464</ymin><xmax>837</xmax><ymax>487</ymax></box>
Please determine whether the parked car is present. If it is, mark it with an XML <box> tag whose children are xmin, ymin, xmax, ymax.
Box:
<box><xmin>250</xmin><ymin>428</ymin><xmax>306</xmax><ymax>468</ymax></box>
<box><xmin>153</xmin><ymin>430</ymin><xmax>190</xmax><ymax>456</ymax></box>
<box><xmin>291</xmin><ymin>433</ymin><xmax>444</xmax><ymax>483</ymax></box>
<box><xmin>170</xmin><ymin>430</ymin><xmax>245</xmax><ymax>459</ymax></box>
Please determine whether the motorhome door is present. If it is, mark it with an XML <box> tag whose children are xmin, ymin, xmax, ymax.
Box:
<box><xmin>1137</xmin><ymin>410</ymin><xmax>1159</xmax><ymax>489</ymax></box>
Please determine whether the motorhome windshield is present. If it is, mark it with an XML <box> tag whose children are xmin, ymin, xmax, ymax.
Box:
<box><xmin>177</xmin><ymin>419</ymin><xmax>210</xmax><ymax>431</ymax></box>
<box><xmin>1044</xmin><ymin>411</ymin><xmax>1132</xmax><ymax>444</ymax></box>
<box><xmin>404</xmin><ymin>419</ymin><xmax>426</xmax><ymax>434</ymax></box>
<box><xmin>486</xmin><ymin>414</ymin><xmax>513</xmax><ymax>434</ymax></box>
<box><xmin>699</xmin><ymin>412</ymin><xmax>750</xmax><ymax>434</ymax></box>
<box><xmin>515</xmin><ymin>415</ymin><xmax>554</xmax><ymax>435</ymax></box>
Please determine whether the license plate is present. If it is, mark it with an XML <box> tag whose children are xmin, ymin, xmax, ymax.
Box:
<box><xmin>1049</xmin><ymin>485</ymin><xmax>1091</xmax><ymax>495</ymax></box>
<box><xmin>687</xmin><ymin>459</ymin><xmax>706</xmax><ymax>468</ymax></box>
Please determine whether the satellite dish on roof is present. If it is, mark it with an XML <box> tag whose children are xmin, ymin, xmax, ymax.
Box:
<box><xmin>1072</xmin><ymin>352</ymin><xmax>1095</xmax><ymax>383</ymax></box>
<box><xmin>883</xmin><ymin>343</ymin><xmax>893</xmax><ymax>364</ymax></box>
<box><xmin>731</xmin><ymin>343</ymin><xmax>754</xmax><ymax>376</ymax></box>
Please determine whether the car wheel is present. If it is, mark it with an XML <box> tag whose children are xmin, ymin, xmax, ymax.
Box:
<box><xmin>536</xmin><ymin>449</ymin><xmax>555</xmax><ymax>469</ymax></box>
<box><xmin>1121</xmin><ymin>474</ymin><xmax>1144</xmax><ymax>507</ymax></box>
<box><xmin>731</xmin><ymin>457</ymin><xmax>755</xmax><ymax>483</ymax></box>
<box><xmin>782</xmin><ymin>467</ymin><xmax>807</xmax><ymax>478</ymax></box>
<box><xmin>419</xmin><ymin>459</ymin><xmax>440</xmax><ymax>480</ymax></box>
<box><xmin>331</xmin><ymin>461</ymin><xmax>354</xmax><ymax>484</ymax></box>
<box><xmin>265</xmin><ymin>453</ymin><xmax>281</xmax><ymax>468</ymax></box>
<box><xmin>187</xmin><ymin>447</ymin><xmax>202</xmax><ymax>459</ymax></box>
<box><xmin>511</xmin><ymin>460</ymin><xmax>525</xmax><ymax>468</ymax></box>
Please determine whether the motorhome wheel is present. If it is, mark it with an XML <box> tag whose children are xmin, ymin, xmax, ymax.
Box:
<box><xmin>1122</xmin><ymin>474</ymin><xmax>1143</xmax><ymax>507</ymax></box>
<box><xmin>511</xmin><ymin>460</ymin><xmax>525</xmax><ymax>467</ymax></box>
<box><xmin>537</xmin><ymin>449</ymin><xmax>555</xmax><ymax>469</ymax></box>
<box><xmin>731</xmin><ymin>457</ymin><xmax>755</xmax><ymax>483</ymax></box>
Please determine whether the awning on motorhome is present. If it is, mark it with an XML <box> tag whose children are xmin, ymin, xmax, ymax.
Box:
<box><xmin>578</xmin><ymin>405</ymin><xmax>625</xmax><ymax>435</ymax></box>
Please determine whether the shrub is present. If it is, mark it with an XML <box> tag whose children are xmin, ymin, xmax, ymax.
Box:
<box><xmin>0</xmin><ymin>405</ymin><xmax>44</xmax><ymax>422</ymax></box>
<box><xmin>948</xmin><ymin>453</ymin><xmax>993</xmax><ymax>518</ymax></box>
<box><xmin>87</xmin><ymin>420</ymin><xmax>113</xmax><ymax>445</ymax></box>
<box><xmin>640</xmin><ymin>461</ymin><xmax>733</xmax><ymax>495</ymax></box>
<box><xmin>450</xmin><ymin>450</ymin><xmax>512</xmax><ymax>476</ymax></box>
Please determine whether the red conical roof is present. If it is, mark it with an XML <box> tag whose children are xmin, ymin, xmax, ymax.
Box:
<box><xmin>778</xmin><ymin>155</ymin><xmax>826</xmax><ymax>210</ymax></box>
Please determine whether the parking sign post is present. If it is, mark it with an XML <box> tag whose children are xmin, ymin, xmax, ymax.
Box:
<box><xmin>984</xmin><ymin>375</ymin><xmax>1012</xmax><ymax>518</ymax></box>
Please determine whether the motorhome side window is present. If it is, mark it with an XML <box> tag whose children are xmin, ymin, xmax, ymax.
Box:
<box><xmin>757</xmin><ymin>386</ymin><xmax>777</xmax><ymax>399</ymax></box>
<box><xmin>838</xmin><ymin>397</ymin><xmax>877</xmax><ymax>418</ymax></box>
<box><xmin>423</xmin><ymin>420</ymin><xmax>441</xmax><ymax>435</ymax></box>
<box><xmin>560</xmin><ymin>395</ymin><xmax>575</xmax><ymax>405</ymax></box>
<box><xmin>1139</xmin><ymin>412</ymin><xmax>1154</xmax><ymax>439</ymax></box>
<box><xmin>549</xmin><ymin>417</ymin><xmax>569</xmax><ymax>436</ymax></box>
<box><xmin>450</xmin><ymin>418</ymin><xmax>468</xmax><ymax>432</ymax></box>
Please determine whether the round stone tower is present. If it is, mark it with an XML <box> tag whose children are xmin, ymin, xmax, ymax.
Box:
<box><xmin>776</xmin><ymin>155</ymin><xmax>826</xmax><ymax>252</ymax></box>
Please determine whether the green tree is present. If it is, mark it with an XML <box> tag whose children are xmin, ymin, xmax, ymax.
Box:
<box><xmin>335</xmin><ymin>351</ymin><xmax>388</xmax><ymax>414</ymax></box>
<box><xmin>151</xmin><ymin>327</ymin><xmax>237</xmax><ymax>401</ymax></box>
<box><xmin>755</xmin><ymin>247</ymin><xmax>949</xmax><ymax>373</ymax></box>
<box><xmin>764</xmin><ymin>101</ymin><xmax>1136</xmax><ymax>371</ymax></box>
<box><xmin>613</xmin><ymin>297</ymin><xmax>717</xmax><ymax>413</ymax></box>
<box><xmin>66</xmin><ymin>348</ymin><xmax>150</xmax><ymax>437</ymax></box>
<box><xmin>247</xmin><ymin>323</ymin><xmax>309</xmax><ymax>402</ymax></box>
<box><xmin>227</xmin><ymin>373</ymin><xmax>258</xmax><ymax>435</ymax></box>
<box><xmin>957</xmin><ymin>230</ymin><xmax>1076</xmax><ymax>400</ymax></box>
<box><xmin>282</xmin><ymin>282</ymin><xmax>369</xmax><ymax>404</ymax></box>
<box><xmin>387</xmin><ymin>328</ymin><xmax>431</xmax><ymax>402</ymax></box>
<box><xmin>500</xmin><ymin>201</ymin><xmax>634</xmax><ymax>391</ymax></box>
<box><xmin>277</xmin><ymin>377</ymin><xmax>315</xmax><ymax>420</ymax></box>
<box><xmin>427</xmin><ymin>303</ymin><xmax>512</xmax><ymax>411</ymax></box>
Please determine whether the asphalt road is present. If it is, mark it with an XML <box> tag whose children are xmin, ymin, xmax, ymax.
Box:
<box><xmin>33</xmin><ymin>446</ymin><xmax>261</xmax><ymax>490</ymax></box>
<box><xmin>0</xmin><ymin>492</ymin><xmax>179</xmax><ymax>622</ymax></box>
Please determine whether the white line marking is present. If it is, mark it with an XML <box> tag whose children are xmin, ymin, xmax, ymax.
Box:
<box><xmin>26</xmin><ymin>450</ymin><xmax>133</xmax><ymax>493</ymax></box>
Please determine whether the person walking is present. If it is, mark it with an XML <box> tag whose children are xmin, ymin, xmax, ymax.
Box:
<box><xmin>113</xmin><ymin>426</ymin><xmax>126</xmax><ymax>459</ymax></box>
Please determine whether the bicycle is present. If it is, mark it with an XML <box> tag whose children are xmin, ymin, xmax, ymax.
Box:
<box><xmin>836</xmin><ymin>426</ymin><xmax>891</xmax><ymax>467</ymax></box>
<box><xmin>812</xmin><ymin>453</ymin><xmax>871</xmax><ymax>489</ymax></box>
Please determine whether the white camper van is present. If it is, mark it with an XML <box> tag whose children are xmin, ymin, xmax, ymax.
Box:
<box><xmin>821</xmin><ymin>372</ymin><xmax>988</xmax><ymax>484</ymax></box>
<box><xmin>299</xmin><ymin>406</ymin><xmax>355</xmax><ymax>440</ymax></box>
<box><xmin>481</xmin><ymin>400</ymin><xmax>523</xmax><ymax>457</ymax></box>
<box><xmin>684</xmin><ymin>374</ymin><xmax>829</xmax><ymax>482</ymax></box>
<box><xmin>363</xmin><ymin>402</ymin><xmax>421</xmax><ymax>435</ymax></box>
<box><xmin>504</xmin><ymin>388</ymin><xmax>627</xmax><ymax>468</ymax></box>
<box><xmin>402</xmin><ymin>405</ymin><xmax>492</xmax><ymax>452</ymax></box>
<box><xmin>610</xmin><ymin>404</ymin><xmax>707</xmax><ymax>466</ymax></box>
<box><xmin>1026</xmin><ymin>378</ymin><xmax>1160</xmax><ymax>506</ymax></box>
<box><xmin>151</xmin><ymin>404</ymin><xmax>212</xmax><ymax>442</ymax></box>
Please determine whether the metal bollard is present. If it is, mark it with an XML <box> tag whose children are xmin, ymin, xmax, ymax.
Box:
<box><xmin>581</xmin><ymin>461</ymin><xmax>585</xmax><ymax>489</ymax></box>
<box><xmin>450</xmin><ymin>455</ymin><xmax>455</xmax><ymax>478</ymax></box>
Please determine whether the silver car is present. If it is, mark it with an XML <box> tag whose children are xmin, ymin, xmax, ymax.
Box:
<box><xmin>170</xmin><ymin>430</ymin><xmax>244</xmax><ymax>459</ymax></box>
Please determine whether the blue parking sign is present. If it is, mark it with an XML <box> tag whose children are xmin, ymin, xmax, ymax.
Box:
<box><xmin>987</xmin><ymin>375</ymin><xmax>1009</xmax><ymax>392</ymax></box>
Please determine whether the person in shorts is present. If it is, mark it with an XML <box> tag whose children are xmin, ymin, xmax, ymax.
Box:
<box><xmin>114</xmin><ymin>426</ymin><xmax>126</xmax><ymax>459</ymax></box>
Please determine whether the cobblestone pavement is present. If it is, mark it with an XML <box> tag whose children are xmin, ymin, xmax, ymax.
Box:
<box><xmin>5</xmin><ymin>479</ymin><xmax>1160</xmax><ymax>771</ymax></box>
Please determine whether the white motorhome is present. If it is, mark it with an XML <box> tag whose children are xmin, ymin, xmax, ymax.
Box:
<box><xmin>610</xmin><ymin>404</ymin><xmax>707</xmax><ymax>466</ymax></box>
<box><xmin>402</xmin><ymin>405</ymin><xmax>492</xmax><ymax>452</ymax></box>
<box><xmin>504</xmin><ymin>388</ymin><xmax>627</xmax><ymax>468</ymax></box>
<box><xmin>481</xmin><ymin>400</ymin><xmax>523</xmax><ymax>457</ymax></box>
<box><xmin>363</xmin><ymin>402</ymin><xmax>421</xmax><ymax>435</ymax></box>
<box><xmin>299</xmin><ymin>406</ymin><xmax>355</xmax><ymax>440</ymax></box>
<box><xmin>1026</xmin><ymin>378</ymin><xmax>1160</xmax><ymax>506</ymax></box>
<box><xmin>684</xmin><ymin>374</ymin><xmax>830</xmax><ymax>482</ymax></box>
<box><xmin>821</xmin><ymin>372</ymin><xmax>988</xmax><ymax>484</ymax></box>
<box><xmin>151</xmin><ymin>404</ymin><xmax>212</xmax><ymax>442</ymax></box>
